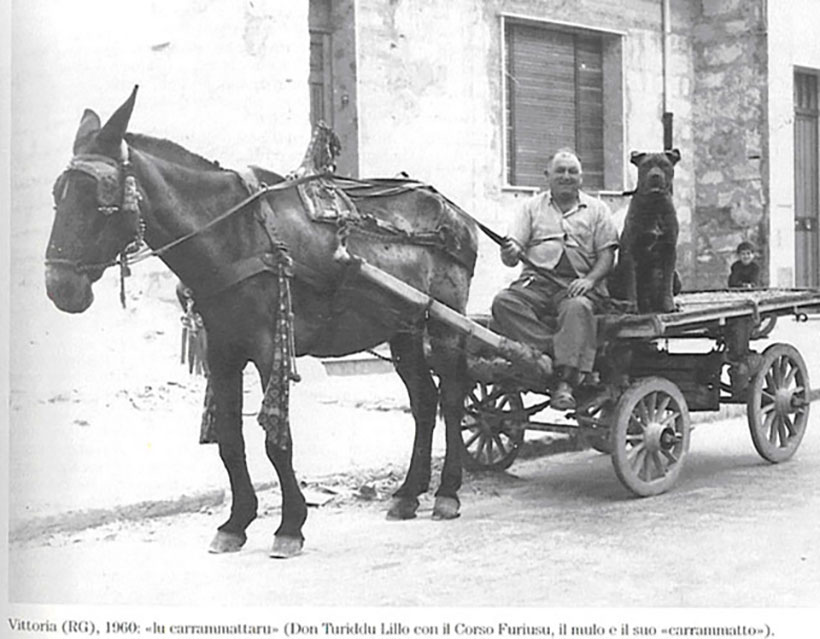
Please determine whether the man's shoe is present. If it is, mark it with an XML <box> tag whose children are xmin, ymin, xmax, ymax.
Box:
<box><xmin>551</xmin><ymin>381</ymin><xmax>576</xmax><ymax>411</ymax></box>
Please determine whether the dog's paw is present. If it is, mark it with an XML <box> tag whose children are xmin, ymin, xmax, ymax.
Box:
<box><xmin>658</xmin><ymin>299</ymin><xmax>680</xmax><ymax>313</ymax></box>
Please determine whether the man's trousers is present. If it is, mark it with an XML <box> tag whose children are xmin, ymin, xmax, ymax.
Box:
<box><xmin>490</xmin><ymin>273</ymin><xmax>602</xmax><ymax>373</ymax></box>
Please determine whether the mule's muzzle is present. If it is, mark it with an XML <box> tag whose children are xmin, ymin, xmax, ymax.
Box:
<box><xmin>45</xmin><ymin>264</ymin><xmax>94</xmax><ymax>313</ymax></box>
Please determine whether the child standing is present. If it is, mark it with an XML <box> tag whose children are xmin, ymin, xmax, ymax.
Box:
<box><xmin>728</xmin><ymin>241</ymin><xmax>760</xmax><ymax>288</ymax></box>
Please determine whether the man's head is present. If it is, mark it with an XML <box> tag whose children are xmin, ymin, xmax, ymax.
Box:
<box><xmin>545</xmin><ymin>148</ymin><xmax>583</xmax><ymax>203</ymax></box>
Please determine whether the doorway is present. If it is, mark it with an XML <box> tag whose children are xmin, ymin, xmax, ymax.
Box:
<box><xmin>794</xmin><ymin>70</ymin><xmax>819</xmax><ymax>287</ymax></box>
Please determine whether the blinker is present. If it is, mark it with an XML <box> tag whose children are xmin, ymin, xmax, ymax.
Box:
<box><xmin>59</xmin><ymin>154</ymin><xmax>124</xmax><ymax>214</ymax></box>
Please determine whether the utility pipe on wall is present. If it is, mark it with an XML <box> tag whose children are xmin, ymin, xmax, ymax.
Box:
<box><xmin>662</xmin><ymin>0</ymin><xmax>674</xmax><ymax>149</ymax></box>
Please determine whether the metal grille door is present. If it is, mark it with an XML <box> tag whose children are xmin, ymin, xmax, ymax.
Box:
<box><xmin>795</xmin><ymin>71</ymin><xmax>819</xmax><ymax>288</ymax></box>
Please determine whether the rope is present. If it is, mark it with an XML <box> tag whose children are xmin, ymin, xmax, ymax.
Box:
<box><xmin>126</xmin><ymin>173</ymin><xmax>322</xmax><ymax>267</ymax></box>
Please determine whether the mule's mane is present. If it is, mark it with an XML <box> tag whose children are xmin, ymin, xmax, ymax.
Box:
<box><xmin>125</xmin><ymin>133</ymin><xmax>224</xmax><ymax>171</ymax></box>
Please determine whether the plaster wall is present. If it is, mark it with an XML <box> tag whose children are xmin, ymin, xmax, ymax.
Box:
<box><xmin>355</xmin><ymin>0</ymin><xmax>697</xmax><ymax>310</ymax></box>
<box><xmin>767</xmin><ymin>0</ymin><xmax>820</xmax><ymax>287</ymax></box>
<box><xmin>12</xmin><ymin>0</ymin><xmax>311</xmax><ymax>253</ymax></box>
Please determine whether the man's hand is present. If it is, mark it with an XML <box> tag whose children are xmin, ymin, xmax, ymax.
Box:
<box><xmin>567</xmin><ymin>277</ymin><xmax>595</xmax><ymax>297</ymax></box>
<box><xmin>500</xmin><ymin>238</ymin><xmax>522</xmax><ymax>267</ymax></box>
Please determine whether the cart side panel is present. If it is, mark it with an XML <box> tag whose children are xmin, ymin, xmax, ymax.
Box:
<box><xmin>629</xmin><ymin>347</ymin><xmax>723</xmax><ymax>411</ymax></box>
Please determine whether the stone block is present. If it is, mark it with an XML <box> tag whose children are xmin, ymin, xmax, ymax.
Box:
<box><xmin>702</xmin><ymin>171</ymin><xmax>724</xmax><ymax>185</ymax></box>
<box><xmin>701</xmin><ymin>0</ymin><xmax>743</xmax><ymax>17</ymax></box>
<box><xmin>731</xmin><ymin>161</ymin><xmax>762</xmax><ymax>181</ymax></box>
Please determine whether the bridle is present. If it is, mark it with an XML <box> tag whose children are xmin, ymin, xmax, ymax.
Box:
<box><xmin>46</xmin><ymin>141</ymin><xmax>145</xmax><ymax>275</ymax></box>
<box><xmin>44</xmin><ymin>140</ymin><xmax>319</xmax><ymax>306</ymax></box>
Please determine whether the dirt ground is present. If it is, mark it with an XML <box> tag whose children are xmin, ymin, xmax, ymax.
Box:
<box><xmin>8</xmin><ymin>409</ymin><xmax>820</xmax><ymax>610</ymax></box>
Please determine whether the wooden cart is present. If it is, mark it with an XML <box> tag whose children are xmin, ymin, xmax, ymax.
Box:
<box><xmin>460</xmin><ymin>288</ymin><xmax>820</xmax><ymax>496</ymax></box>
<box><xmin>346</xmin><ymin>255</ymin><xmax>820</xmax><ymax>496</ymax></box>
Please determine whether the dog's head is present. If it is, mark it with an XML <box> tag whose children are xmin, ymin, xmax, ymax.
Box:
<box><xmin>630</xmin><ymin>149</ymin><xmax>681</xmax><ymax>196</ymax></box>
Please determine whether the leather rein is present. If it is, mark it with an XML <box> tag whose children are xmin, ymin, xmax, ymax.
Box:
<box><xmin>45</xmin><ymin>145</ymin><xmax>318</xmax><ymax>276</ymax></box>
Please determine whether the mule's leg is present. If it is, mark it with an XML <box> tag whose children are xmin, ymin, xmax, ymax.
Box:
<box><xmin>387</xmin><ymin>331</ymin><xmax>439</xmax><ymax>520</ymax></box>
<box><xmin>251</xmin><ymin>358</ymin><xmax>308</xmax><ymax>559</ymax></box>
<box><xmin>264</xmin><ymin>437</ymin><xmax>307</xmax><ymax>558</ymax></box>
<box><xmin>208</xmin><ymin>360</ymin><xmax>258</xmax><ymax>554</ymax></box>
<box><xmin>432</xmin><ymin>346</ymin><xmax>470</xmax><ymax>521</ymax></box>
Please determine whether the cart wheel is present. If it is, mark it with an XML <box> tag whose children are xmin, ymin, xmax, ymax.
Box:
<box><xmin>746</xmin><ymin>343</ymin><xmax>810</xmax><ymax>463</ymax></box>
<box><xmin>461</xmin><ymin>380</ymin><xmax>526</xmax><ymax>471</ymax></box>
<box><xmin>611</xmin><ymin>377</ymin><xmax>691</xmax><ymax>497</ymax></box>
<box><xmin>751</xmin><ymin>316</ymin><xmax>777</xmax><ymax>340</ymax></box>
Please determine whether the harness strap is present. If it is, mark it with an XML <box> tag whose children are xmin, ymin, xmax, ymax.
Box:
<box><xmin>172</xmin><ymin>171</ymin><xmax>330</xmax><ymax>300</ymax></box>
<box><xmin>185</xmin><ymin>253</ymin><xmax>276</xmax><ymax>300</ymax></box>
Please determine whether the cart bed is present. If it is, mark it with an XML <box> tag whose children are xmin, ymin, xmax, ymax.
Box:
<box><xmin>601</xmin><ymin>288</ymin><xmax>820</xmax><ymax>339</ymax></box>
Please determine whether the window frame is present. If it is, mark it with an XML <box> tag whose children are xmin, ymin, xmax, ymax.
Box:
<box><xmin>500</xmin><ymin>13</ymin><xmax>626</xmax><ymax>194</ymax></box>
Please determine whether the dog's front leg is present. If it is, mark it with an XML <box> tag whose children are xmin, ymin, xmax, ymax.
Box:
<box><xmin>621</xmin><ymin>250</ymin><xmax>639</xmax><ymax>313</ymax></box>
<box><xmin>658</xmin><ymin>243</ymin><xmax>678</xmax><ymax>313</ymax></box>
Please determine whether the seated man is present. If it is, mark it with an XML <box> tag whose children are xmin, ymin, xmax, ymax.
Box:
<box><xmin>491</xmin><ymin>148</ymin><xmax>619</xmax><ymax>410</ymax></box>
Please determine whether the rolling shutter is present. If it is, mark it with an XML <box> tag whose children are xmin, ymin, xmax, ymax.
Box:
<box><xmin>506</xmin><ymin>22</ymin><xmax>604</xmax><ymax>190</ymax></box>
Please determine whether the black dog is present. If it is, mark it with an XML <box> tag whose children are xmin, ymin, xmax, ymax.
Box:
<box><xmin>611</xmin><ymin>149</ymin><xmax>681</xmax><ymax>314</ymax></box>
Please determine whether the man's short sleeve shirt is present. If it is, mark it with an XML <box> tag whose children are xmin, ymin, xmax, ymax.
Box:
<box><xmin>507</xmin><ymin>190</ymin><xmax>619</xmax><ymax>277</ymax></box>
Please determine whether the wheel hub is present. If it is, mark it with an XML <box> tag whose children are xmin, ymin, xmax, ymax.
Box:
<box><xmin>774</xmin><ymin>388</ymin><xmax>794</xmax><ymax>415</ymax></box>
<box><xmin>644</xmin><ymin>421</ymin><xmax>677</xmax><ymax>453</ymax></box>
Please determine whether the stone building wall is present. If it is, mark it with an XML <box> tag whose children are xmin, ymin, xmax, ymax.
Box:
<box><xmin>691</xmin><ymin>0</ymin><xmax>769</xmax><ymax>287</ymax></box>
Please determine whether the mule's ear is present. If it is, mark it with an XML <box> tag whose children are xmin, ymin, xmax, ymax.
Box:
<box><xmin>630</xmin><ymin>151</ymin><xmax>645</xmax><ymax>166</ymax></box>
<box><xmin>97</xmin><ymin>85</ymin><xmax>139</xmax><ymax>153</ymax></box>
<box><xmin>72</xmin><ymin>109</ymin><xmax>102</xmax><ymax>154</ymax></box>
<box><xmin>666</xmin><ymin>148</ymin><xmax>681</xmax><ymax>165</ymax></box>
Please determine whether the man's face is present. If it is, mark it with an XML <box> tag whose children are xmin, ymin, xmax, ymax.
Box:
<box><xmin>547</xmin><ymin>153</ymin><xmax>582</xmax><ymax>199</ymax></box>
<box><xmin>739</xmin><ymin>249</ymin><xmax>754</xmax><ymax>265</ymax></box>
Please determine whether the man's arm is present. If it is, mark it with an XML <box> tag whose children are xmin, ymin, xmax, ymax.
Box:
<box><xmin>500</xmin><ymin>197</ymin><xmax>535</xmax><ymax>267</ymax></box>
<box><xmin>500</xmin><ymin>238</ymin><xmax>523</xmax><ymax>266</ymax></box>
<box><xmin>566</xmin><ymin>246</ymin><xmax>616</xmax><ymax>297</ymax></box>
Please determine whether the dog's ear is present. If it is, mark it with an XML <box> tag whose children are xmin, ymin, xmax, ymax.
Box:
<box><xmin>630</xmin><ymin>151</ymin><xmax>646</xmax><ymax>166</ymax></box>
<box><xmin>665</xmin><ymin>148</ymin><xmax>681</xmax><ymax>165</ymax></box>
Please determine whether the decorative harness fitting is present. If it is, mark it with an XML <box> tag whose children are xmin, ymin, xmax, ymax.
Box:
<box><xmin>47</xmin><ymin>141</ymin><xmax>145</xmax><ymax>295</ymax></box>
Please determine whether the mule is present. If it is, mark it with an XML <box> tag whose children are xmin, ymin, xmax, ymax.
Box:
<box><xmin>45</xmin><ymin>86</ymin><xmax>478</xmax><ymax>557</ymax></box>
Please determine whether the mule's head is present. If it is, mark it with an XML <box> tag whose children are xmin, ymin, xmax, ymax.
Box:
<box><xmin>45</xmin><ymin>86</ymin><xmax>143</xmax><ymax>313</ymax></box>
<box><xmin>630</xmin><ymin>149</ymin><xmax>681</xmax><ymax>197</ymax></box>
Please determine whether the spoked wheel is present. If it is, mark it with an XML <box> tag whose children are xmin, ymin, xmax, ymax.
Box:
<box><xmin>461</xmin><ymin>380</ymin><xmax>527</xmax><ymax>471</ymax></box>
<box><xmin>611</xmin><ymin>377</ymin><xmax>691</xmax><ymax>497</ymax></box>
<box><xmin>746</xmin><ymin>343</ymin><xmax>810</xmax><ymax>462</ymax></box>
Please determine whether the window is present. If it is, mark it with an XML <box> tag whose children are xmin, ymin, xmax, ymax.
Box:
<box><xmin>504</xmin><ymin>18</ymin><xmax>623</xmax><ymax>191</ymax></box>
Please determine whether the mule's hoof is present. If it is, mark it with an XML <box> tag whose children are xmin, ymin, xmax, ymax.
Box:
<box><xmin>208</xmin><ymin>530</ymin><xmax>247</xmax><ymax>554</ymax></box>
<box><xmin>432</xmin><ymin>496</ymin><xmax>460</xmax><ymax>520</ymax></box>
<box><xmin>386</xmin><ymin>496</ymin><xmax>418</xmax><ymax>520</ymax></box>
<box><xmin>270</xmin><ymin>535</ymin><xmax>303</xmax><ymax>559</ymax></box>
